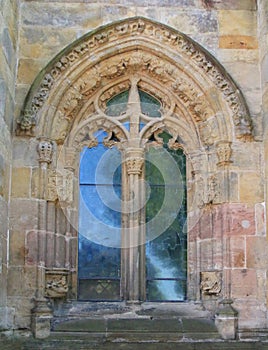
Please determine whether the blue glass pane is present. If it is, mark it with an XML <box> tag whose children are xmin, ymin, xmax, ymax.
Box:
<box><xmin>78</xmin><ymin>143</ymin><xmax>122</xmax><ymax>300</ymax></box>
<box><xmin>80</xmin><ymin>146</ymin><xmax>121</xmax><ymax>185</ymax></box>
<box><xmin>139</xmin><ymin>121</ymin><xmax>146</xmax><ymax>132</ymax></box>
<box><xmin>80</xmin><ymin>185</ymin><xmax>121</xmax><ymax>233</ymax></box>
<box><xmin>78</xmin><ymin>235</ymin><xmax>120</xmax><ymax>278</ymax></box>
<box><xmin>147</xmin><ymin>280</ymin><xmax>186</xmax><ymax>301</ymax></box>
<box><xmin>123</xmin><ymin>121</ymin><xmax>130</xmax><ymax>131</ymax></box>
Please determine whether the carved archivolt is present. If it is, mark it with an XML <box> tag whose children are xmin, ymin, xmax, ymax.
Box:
<box><xmin>18</xmin><ymin>17</ymin><xmax>252</xmax><ymax>145</ymax></box>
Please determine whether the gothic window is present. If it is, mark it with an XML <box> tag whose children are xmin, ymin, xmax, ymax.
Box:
<box><xmin>78</xmin><ymin>80</ymin><xmax>187</xmax><ymax>302</ymax></box>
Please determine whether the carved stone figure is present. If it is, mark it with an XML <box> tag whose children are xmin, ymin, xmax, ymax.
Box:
<box><xmin>45</xmin><ymin>271</ymin><xmax>69</xmax><ymax>298</ymax></box>
<box><xmin>200</xmin><ymin>271</ymin><xmax>222</xmax><ymax>296</ymax></box>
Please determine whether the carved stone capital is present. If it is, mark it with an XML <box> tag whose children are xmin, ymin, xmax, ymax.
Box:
<box><xmin>126</xmin><ymin>157</ymin><xmax>144</xmax><ymax>175</ymax></box>
<box><xmin>216</xmin><ymin>141</ymin><xmax>232</xmax><ymax>167</ymax></box>
<box><xmin>37</xmin><ymin>139</ymin><xmax>53</xmax><ymax>164</ymax></box>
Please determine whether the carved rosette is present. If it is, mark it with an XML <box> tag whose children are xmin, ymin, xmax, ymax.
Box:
<box><xmin>216</xmin><ymin>141</ymin><xmax>233</xmax><ymax>167</ymax></box>
<box><xmin>126</xmin><ymin>157</ymin><xmax>144</xmax><ymax>175</ymax></box>
<box><xmin>200</xmin><ymin>271</ymin><xmax>222</xmax><ymax>296</ymax></box>
<box><xmin>37</xmin><ymin>139</ymin><xmax>53</xmax><ymax>164</ymax></box>
<box><xmin>45</xmin><ymin>269</ymin><xmax>69</xmax><ymax>298</ymax></box>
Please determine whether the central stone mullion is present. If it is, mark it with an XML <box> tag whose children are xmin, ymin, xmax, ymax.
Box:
<box><xmin>121</xmin><ymin>148</ymin><xmax>146</xmax><ymax>302</ymax></box>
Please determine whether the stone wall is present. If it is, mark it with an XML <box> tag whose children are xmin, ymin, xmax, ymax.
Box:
<box><xmin>0</xmin><ymin>0</ymin><xmax>19</xmax><ymax>330</ymax></box>
<box><xmin>5</xmin><ymin>0</ymin><xmax>268</xmax><ymax>338</ymax></box>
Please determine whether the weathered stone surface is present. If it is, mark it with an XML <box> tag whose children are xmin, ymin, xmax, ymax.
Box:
<box><xmin>11</xmin><ymin>167</ymin><xmax>31</xmax><ymax>198</ymax></box>
<box><xmin>9</xmin><ymin>199</ymin><xmax>39</xmax><ymax>231</ymax></box>
<box><xmin>223</xmin><ymin>62</ymin><xmax>260</xmax><ymax>92</ymax></box>
<box><xmin>231</xmin><ymin>269</ymin><xmax>257</xmax><ymax>299</ymax></box>
<box><xmin>229</xmin><ymin>237</ymin><xmax>245</xmax><ymax>268</ymax></box>
<box><xmin>231</xmin><ymin>142</ymin><xmax>261</xmax><ymax>170</ymax></box>
<box><xmin>219</xmin><ymin>35</ymin><xmax>258</xmax><ymax>49</ymax></box>
<box><xmin>226</xmin><ymin>204</ymin><xmax>255</xmax><ymax>236</ymax></box>
<box><xmin>9</xmin><ymin>231</ymin><xmax>26</xmax><ymax>266</ymax></box>
<box><xmin>216</xmin><ymin>48</ymin><xmax>259</xmax><ymax>63</ymax></box>
<box><xmin>163</xmin><ymin>9</ymin><xmax>217</xmax><ymax>35</ymax></box>
<box><xmin>17</xmin><ymin>58</ymin><xmax>48</xmax><ymax>85</ymax></box>
<box><xmin>239</xmin><ymin>172</ymin><xmax>263</xmax><ymax>203</ymax></box>
<box><xmin>12</xmin><ymin>138</ymin><xmax>39</xmax><ymax>168</ymax></box>
<box><xmin>200</xmin><ymin>0</ymin><xmax>257</xmax><ymax>10</ymax></box>
<box><xmin>246</xmin><ymin>237</ymin><xmax>268</xmax><ymax>269</ymax></box>
<box><xmin>19</xmin><ymin>27</ymin><xmax>78</xmax><ymax>60</ymax></box>
<box><xmin>21</xmin><ymin>2</ymin><xmax>102</xmax><ymax>28</ymax></box>
<box><xmin>219</xmin><ymin>10</ymin><xmax>257</xmax><ymax>36</ymax></box>
<box><xmin>255</xmin><ymin>202</ymin><xmax>265</xmax><ymax>236</ymax></box>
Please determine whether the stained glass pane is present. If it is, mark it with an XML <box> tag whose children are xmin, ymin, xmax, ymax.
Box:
<box><xmin>139</xmin><ymin>90</ymin><xmax>161</xmax><ymax>118</ymax></box>
<box><xmin>146</xmin><ymin>134</ymin><xmax>187</xmax><ymax>301</ymax></box>
<box><xmin>79</xmin><ymin>279</ymin><xmax>120</xmax><ymax>301</ymax></box>
<box><xmin>146</xmin><ymin>280</ymin><xmax>186</xmax><ymax>302</ymax></box>
<box><xmin>106</xmin><ymin>90</ymin><xmax>129</xmax><ymax>116</ymax></box>
<box><xmin>78</xmin><ymin>142</ymin><xmax>121</xmax><ymax>301</ymax></box>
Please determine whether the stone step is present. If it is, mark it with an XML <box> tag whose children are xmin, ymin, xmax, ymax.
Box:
<box><xmin>52</xmin><ymin>317</ymin><xmax>220</xmax><ymax>341</ymax></box>
<box><xmin>2</xmin><ymin>338</ymin><xmax>268</xmax><ymax>350</ymax></box>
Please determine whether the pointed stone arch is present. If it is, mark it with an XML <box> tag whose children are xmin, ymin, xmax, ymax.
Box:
<box><xmin>20</xmin><ymin>17</ymin><xmax>256</xmax><ymax>313</ymax></box>
<box><xmin>18</xmin><ymin>16</ymin><xmax>253</xmax><ymax>151</ymax></box>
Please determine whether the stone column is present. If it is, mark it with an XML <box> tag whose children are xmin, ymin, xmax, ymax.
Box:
<box><xmin>123</xmin><ymin>149</ymin><xmax>145</xmax><ymax>302</ymax></box>
<box><xmin>31</xmin><ymin>139</ymin><xmax>53</xmax><ymax>339</ymax></box>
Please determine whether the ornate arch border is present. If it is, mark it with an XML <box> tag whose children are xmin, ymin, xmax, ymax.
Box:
<box><xmin>18</xmin><ymin>16</ymin><xmax>253</xmax><ymax>146</ymax></box>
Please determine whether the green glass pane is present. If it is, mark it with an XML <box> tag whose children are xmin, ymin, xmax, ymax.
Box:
<box><xmin>106</xmin><ymin>90</ymin><xmax>129</xmax><ymax>116</ymax></box>
<box><xmin>139</xmin><ymin>90</ymin><xmax>161</xmax><ymax>118</ymax></box>
<box><xmin>145</xmin><ymin>134</ymin><xmax>187</xmax><ymax>301</ymax></box>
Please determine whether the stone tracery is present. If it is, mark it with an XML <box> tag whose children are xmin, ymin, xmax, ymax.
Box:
<box><xmin>18</xmin><ymin>17</ymin><xmax>252</xmax><ymax>144</ymax></box>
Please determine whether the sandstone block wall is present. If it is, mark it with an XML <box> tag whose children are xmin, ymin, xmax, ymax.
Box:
<box><xmin>0</xmin><ymin>0</ymin><xmax>19</xmax><ymax>330</ymax></box>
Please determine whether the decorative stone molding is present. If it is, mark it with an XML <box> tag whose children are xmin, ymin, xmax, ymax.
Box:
<box><xmin>200</xmin><ymin>271</ymin><xmax>222</xmax><ymax>295</ymax></box>
<box><xmin>47</xmin><ymin>169</ymin><xmax>73</xmax><ymax>204</ymax></box>
<box><xmin>195</xmin><ymin>173</ymin><xmax>220</xmax><ymax>208</ymax></box>
<box><xmin>18</xmin><ymin>17</ymin><xmax>252</xmax><ymax>142</ymax></box>
<box><xmin>216</xmin><ymin>141</ymin><xmax>233</xmax><ymax>167</ymax></box>
<box><xmin>37</xmin><ymin>139</ymin><xmax>53</xmax><ymax>164</ymax></box>
<box><xmin>45</xmin><ymin>269</ymin><xmax>69</xmax><ymax>298</ymax></box>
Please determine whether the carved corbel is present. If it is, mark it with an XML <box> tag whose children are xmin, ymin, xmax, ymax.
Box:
<box><xmin>17</xmin><ymin>109</ymin><xmax>36</xmax><ymax>136</ymax></box>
